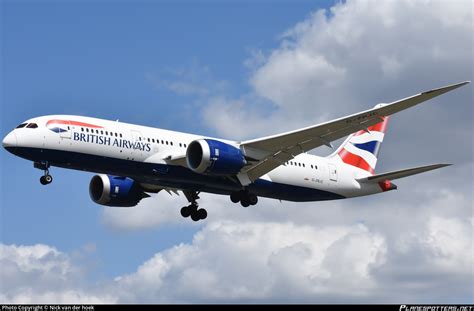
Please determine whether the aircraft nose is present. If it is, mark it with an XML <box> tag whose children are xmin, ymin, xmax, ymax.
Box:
<box><xmin>2</xmin><ymin>131</ymin><xmax>17</xmax><ymax>151</ymax></box>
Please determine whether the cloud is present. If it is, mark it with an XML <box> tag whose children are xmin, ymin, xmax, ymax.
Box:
<box><xmin>112</xmin><ymin>221</ymin><xmax>387</xmax><ymax>303</ymax></box>
<box><xmin>3</xmin><ymin>203</ymin><xmax>472</xmax><ymax>303</ymax></box>
<box><xmin>101</xmin><ymin>191</ymin><xmax>187</xmax><ymax>230</ymax></box>
<box><xmin>248</xmin><ymin>0</ymin><xmax>471</xmax><ymax>112</ymax></box>
<box><xmin>0</xmin><ymin>244</ymin><xmax>116</xmax><ymax>304</ymax></box>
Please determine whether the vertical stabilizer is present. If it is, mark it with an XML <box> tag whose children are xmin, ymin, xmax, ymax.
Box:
<box><xmin>329</xmin><ymin>110</ymin><xmax>390</xmax><ymax>175</ymax></box>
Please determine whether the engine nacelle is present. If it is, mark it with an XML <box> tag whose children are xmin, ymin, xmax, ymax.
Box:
<box><xmin>186</xmin><ymin>139</ymin><xmax>246</xmax><ymax>175</ymax></box>
<box><xmin>89</xmin><ymin>174</ymin><xmax>149</xmax><ymax>207</ymax></box>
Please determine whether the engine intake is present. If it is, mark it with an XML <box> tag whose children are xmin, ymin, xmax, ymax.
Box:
<box><xmin>186</xmin><ymin>139</ymin><xmax>246</xmax><ymax>175</ymax></box>
<box><xmin>89</xmin><ymin>174</ymin><xmax>149</xmax><ymax>207</ymax></box>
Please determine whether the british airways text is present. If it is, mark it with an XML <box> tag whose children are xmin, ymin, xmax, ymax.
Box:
<box><xmin>73</xmin><ymin>132</ymin><xmax>151</xmax><ymax>152</ymax></box>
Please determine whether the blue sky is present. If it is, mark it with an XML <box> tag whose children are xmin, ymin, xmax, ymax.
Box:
<box><xmin>1</xmin><ymin>0</ymin><xmax>472</xmax><ymax>304</ymax></box>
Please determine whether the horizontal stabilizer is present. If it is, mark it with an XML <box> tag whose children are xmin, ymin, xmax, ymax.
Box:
<box><xmin>357</xmin><ymin>163</ymin><xmax>451</xmax><ymax>183</ymax></box>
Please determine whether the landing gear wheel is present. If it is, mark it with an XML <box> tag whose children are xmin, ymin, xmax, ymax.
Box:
<box><xmin>197</xmin><ymin>208</ymin><xmax>207</xmax><ymax>220</ymax></box>
<box><xmin>180</xmin><ymin>205</ymin><xmax>192</xmax><ymax>218</ymax></box>
<box><xmin>44</xmin><ymin>175</ymin><xmax>53</xmax><ymax>184</ymax></box>
<box><xmin>248</xmin><ymin>194</ymin><xmax>258</xmax><ymax>205</ymax></box>
<box><xmin>40</xmin><ymin>175</ymin><xmax>52</xmax><ymax>185</ymax></box>
<box><xmin>230</xmin><ymin>192</ymin><xmax>240</xmax><ymax>203</ymax></box>
<box><xmin>191</xmin><ymin>208</ymin><xmax>206</xmax><ymax>222</ymax></box>
<box><xmin>240</xmin><ymin>198</ymin><xmax>250</xmax><ymax>208</ymax></box>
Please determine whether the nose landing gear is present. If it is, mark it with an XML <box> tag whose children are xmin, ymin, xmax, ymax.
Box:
<box><xmin>34</xmin><ymin>161</ymin><xmax>53</xmax><ymax>185</ymax></box>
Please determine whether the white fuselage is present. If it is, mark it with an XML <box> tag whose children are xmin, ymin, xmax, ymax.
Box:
<box><xmin>3</xmin><ymin>115</ymin><xmax>384</xmax><ymax>202</ymax></box>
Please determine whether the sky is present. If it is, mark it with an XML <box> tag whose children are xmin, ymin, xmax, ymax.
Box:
<box><xmin>0</xmin><ymin>0</ymin><xmax>473</xmax><ymax>304</ymax></box>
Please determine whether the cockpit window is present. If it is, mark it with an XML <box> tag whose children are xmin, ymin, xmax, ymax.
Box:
<box><xmin>16</xmin><ymin>123</ymin><xmax>27</xmax><ymax>129</ymax></box>
<box><xmin>26</xmin><ymin>123</ymin><xmax>38</xmax><ymax>128</ymax></box>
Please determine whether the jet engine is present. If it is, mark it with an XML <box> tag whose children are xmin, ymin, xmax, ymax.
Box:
<box><xmin>89</xmin><ymin>174</ymin><xmax>149</xmax><ymax>207</ymax></box>
<box><xmin>186</xmin><ymin>139</ymin><xmax>246</xmax><ymax>175</ymax></box>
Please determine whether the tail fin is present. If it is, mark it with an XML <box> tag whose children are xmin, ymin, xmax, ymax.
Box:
<box><xmin>329</xmin><ymin>110</ymin><xmax>390</xmax><ymax>175</ymax></box>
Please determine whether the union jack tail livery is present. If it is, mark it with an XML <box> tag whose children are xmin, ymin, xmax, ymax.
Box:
<box><xmin>330</xmin><ymin>109</ymin><xmax>390</xmax><ymax>175</ymax></box>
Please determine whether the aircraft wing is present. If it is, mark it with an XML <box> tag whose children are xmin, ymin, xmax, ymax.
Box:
<box><xmin>237</xmin><ymin>81</ymin><xmax>469</xmax><ymax>185</ymax></box>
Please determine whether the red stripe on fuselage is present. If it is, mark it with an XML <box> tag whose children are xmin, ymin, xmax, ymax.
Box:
<box><xmin>46</xmin><ymin>119</ymin><xmax>103</xmax><ymax>128</ymax></box>
<box><xmin>338</xmin><ymin>148</ymin><xmax>375</xmax><ymax>174</ymax></box>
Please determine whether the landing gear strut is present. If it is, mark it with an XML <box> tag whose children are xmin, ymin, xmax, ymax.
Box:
<box><xmin>230</xmin><ymin>190</ymin><xmax>258</xmax><ymax>207</ymax></box>
<box><xmin>34</xmin><ymin>162</ymin><xmax>53</xmax><ymax>185</ymax></box>
<box><xmin>181</xmin><ymin>191</ymin><xmax>207</xmax><ymax>222</ymax></box>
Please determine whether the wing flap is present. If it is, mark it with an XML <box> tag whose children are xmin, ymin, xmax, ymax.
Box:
<box><xmin>357</xmin><ymin>163</ymin><xmax>451</xmax><ymax>183</ymax></box>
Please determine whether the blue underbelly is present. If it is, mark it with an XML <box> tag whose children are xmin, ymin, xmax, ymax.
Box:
<box><xmin>10</xmin><ymin>147</ymin><xmax>344</xmax><ymax>202</ymax></box>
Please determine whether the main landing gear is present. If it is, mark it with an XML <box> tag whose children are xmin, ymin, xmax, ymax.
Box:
<box><xmin>230</xmin><ymin>190</ymin><xmax>258</xmax><ymax>207</ymax></box>
<box><xmin>34</xmin><ymin>162</ymin><xmax>53</xmax><ymax>185</ymax></box>
<box><xmin>181</xmin><ymin>191</ymin><xmax>207</xmax><ymax>222</ymax></box>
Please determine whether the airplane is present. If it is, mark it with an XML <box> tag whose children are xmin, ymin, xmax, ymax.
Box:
<box><xmin>2</xmin><ymin>81</ymin><xmax>470</xmax><ymax>221</ymax></box>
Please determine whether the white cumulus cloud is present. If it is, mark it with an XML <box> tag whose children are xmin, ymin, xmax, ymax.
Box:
<box><xmin>0</xmin><ymin>244</ymin><xmax>116</xmax><ymax>304</ymax></box>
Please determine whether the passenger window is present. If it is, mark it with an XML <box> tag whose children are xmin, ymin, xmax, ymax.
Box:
<box><xmin>86</xmin><ymin>128</ymin><xmax>89</xmax><ymax>133</ymax></box>
<box><xmin>161</xmin><ymin>140</ymin><xmax>164</xmax><ymax>144</ymax></box>
<box><xmin>147</xmin><ymin>138</ymin><xmax>150</xmax><ymax>142</ymax></box>
<box><xmin>16</xmin><ymin>123</ymin><xmax>27</xmax><ymax>129</ymax></box>
<box><xmin>120</xmin><ymin>133</ymin><xmax>122</xmax><ymax>138</ymax></box>
<box><xmin>152</xmin><ymin>139</ymin><xmax>155</xmax><ymax>143</ymax></box>
<box><xmin>26</xmin><ymin>123</ymin><xmax>38</xmax><ymax>128</ymax></box>
<box><xmin>170</xmin><ymin>142</ymin><xmax>173</xmax><ymax>146</ymax></box>
<box><xmin>81</xmin><ymin>128</ymin><xmax>84</xmax><ymax>132</ymax></box>
<box><xmin>101</xmin><ymin>130</ymin><xmax>104</xmax><ymax>135</ymax></box>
